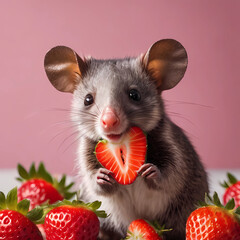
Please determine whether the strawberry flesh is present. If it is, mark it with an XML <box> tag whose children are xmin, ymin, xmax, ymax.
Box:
<box><xmin>95</xmin><ymin>126</ymin><xmax>147</xmax><ymax>185</ymax></box>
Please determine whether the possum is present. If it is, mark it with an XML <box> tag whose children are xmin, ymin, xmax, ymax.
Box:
<box><xmin>44</xmin><ymin>39</ymin><xmax>209</xmax><ymax>240</ymax></box>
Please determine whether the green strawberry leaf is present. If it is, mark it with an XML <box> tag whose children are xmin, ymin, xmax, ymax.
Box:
<box><xmin>17</xmin><ymin>162</ymin><xmax>75</xmax><ymax>201</ymax></box>
<box><xmin>235</xmin><ymin>206</ymin><xmax>240</xmax><ymax>215</ymax></box>
<box><xmin>62</xmin><ymin>199</ymin><xmax>73</xmax><ymax>205</ymax></box>
<box><xmin>225</xmin><ymin>198</ymin><xmax>235</xmax><ymax>210</ymax></box>
<box><xmin>227</xmin><ymin>172</ymin><xmax>238</xmax><ymax>185</ymax></box>
<box><xmin>38</xmin><ymin>162</ymin><xmax>53</xmax><ymax>184</ymax></box>
<box><xmin>87</xmin><ymin>201</ymin><xmax>101</xmax><ymax>210</ymax></box>
<box><xmin>0</xmin><ymin>192</ymin><xmax>6</xmax><ymax>209</ymax></box>
<box><xmin>72</xmin><ymin>200</ymin><xmax>78</xmax><ymax>205</ymax></box>
<box><xmin>197</xmin><ymin>201</ymin><xmax>208</xmax><ymax>207</ymax></box>
<box><xmin>150</xmin><ymin>220</ymin><xmax>162</xmax><ymax>230</ymax></box>
<box><xmin>220</xmin><ymin>180</ymin><xmax>229</xmax><ymax>189</ymax></box>
<box><xmin>95</xmin><ymin>210</ymin><xmax>108</xmax><ymax>218</ymax></box>
<box><xmin>16</xmin><ymin>177</ymin><xmax>24</xmax><ymax>182</ymax></box>
<box><xmin>6</xmin><ymin>187</ymin><xmax>17</xmax><ymax>210</ymax></box>
<box><xmin>64</xmin><ymin>192</ymin><xmax>76</xmax><ymax>200</ymax></box>
<box><xmin>213</xmin><ymin>192</ymin><xmax>223</xmax><ymax>207</ymax></box>
<box><xmin>65</xmin><ymin>182</ymin><xmax>74</xmax><ymax>191</ymax></box>
<box><xmin>40</xmin><ymin>199</ymin><xmax>108</xmax><ymax>220</ymax></box>
<box><xmin>146</xmin><ymin>221</ymin><xmax>172</xmax><ymax>236</ymax></box>
<box><xmin>26</xmin><ymin>207</ymin><xmax>44</xmax><ymax>222</ymax></box>
<box><xmin>6</xmin><ymin>187</ymin><xmax>18</xmax><ymax>210</ymax></box>
<box><xmin>17</xmin><ymin>199</ymin><xmax>30</xmax><ymax>215</ymax></box>
<box><xmin>205</xmin><ymin>192</ymin><xmax>213</xmax><ymax>205</ymax></box>
<box><xmin>29</xmin><ymin>163</ymin><xmax>37</xmax><ymax>178</ymax></box>
<box><xmin>235</xmin><ymin>207</ymin><xmax>240</xmax><ymax>223</ymax></box>
<box><xmin>18</xmin><ymin>164</ymin><xmax>29</xmax><ymax>180</ymax></box>
<box><xmin>59</xmin><ymin>175</ymin><xmax>66</xmax><ymax>187</ymax></box>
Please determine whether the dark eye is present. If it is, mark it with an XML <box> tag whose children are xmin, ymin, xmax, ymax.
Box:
<box><xmin>129</xmin><ymin>89</ymin><xmax>141</xmax><ymax>101</ymax></box>
<box><xmin>84</xmin><ymin>94</ymin><xmax>94</xmax><ymax>106</ymax></box>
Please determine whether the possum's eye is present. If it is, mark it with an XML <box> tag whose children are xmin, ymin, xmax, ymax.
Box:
<box><xmin>129</xmin><ymin>89</ymin><xmax>141</xmax><ymax>101</ymax></box>
<box><xmin>84</xmin><ymin>94</ymin><xmax>94</xmax><ymax>106</ymax></box>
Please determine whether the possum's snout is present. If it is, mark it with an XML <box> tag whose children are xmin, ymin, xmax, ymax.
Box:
<box><xmin>99</xmin><ymin>106</ymin><xmax>128</xmax><ymax>143</ymax></box>
<box><xmin>101</xmin><ymin>106</ymin><xmax>120</xmax><ymax>130</ymax></box>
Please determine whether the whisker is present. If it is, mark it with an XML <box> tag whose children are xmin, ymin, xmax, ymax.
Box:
<box><xmin>46</xmin><ymin>107</ymin><xmax>98</xmax><ymax>119</ymax></box>
<box><xmin>58</xmin><ymin>130</ymin><xmax>80</xmax><ymax>150</ymax></box>
<box><xmin>78</xmin><ymin>110</ymin><xmax>98</xmax><ymax>118</ymax></box>
<box><xmin>46</xmin><ymin>107</ymin><xmax>72</xmax><ymax>112</ymax></box>
<box><xmin>95</xmin><ymin>102</ymin><xmax>101</xmax><ymax>115</ymax></box>
<box><xmin>40</xmin><ymin>119</ymin><xmax>85</xmax><ymax>136</ymax></box>
<box><xmin>48</xmin><ymin>123</ymin><xmax>86</xmax><ymax>143</ymax></box>
<box><xmin>167</xmin><ymin>111</ymin><xmax>195</xmax><ymax>126</ymax></box>
<box><xmin>61</xmin><ymin>128</ymin><xmax>95</xmax><ymax>153</ymax></box>
<box><xmin>164</xmin><ymin>100</ymin><xmax>213</xmax><ymax>109</ymax></box>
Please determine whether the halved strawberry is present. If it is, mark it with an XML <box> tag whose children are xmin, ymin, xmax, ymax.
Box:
<box><xmin>95</xmin><ymin>126</ymin><xmax>147</xmax><ymax>185</ymax></box>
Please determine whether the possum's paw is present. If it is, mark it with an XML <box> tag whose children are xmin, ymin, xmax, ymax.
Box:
<box><xmin>137</xmin><ymin>163</ymin><xmax>161</xmax><ymax>188</ymax></box>
<box><xmin>95</xmin><ymin>168</ymin><xmax>118</xmax><ymax>195</ymax></box>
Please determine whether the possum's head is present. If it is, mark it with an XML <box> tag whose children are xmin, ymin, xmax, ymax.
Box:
<box><xmin>44</xmin><ymin>39</ymin><xmax>187</xmax><ymax>143</ymax></box>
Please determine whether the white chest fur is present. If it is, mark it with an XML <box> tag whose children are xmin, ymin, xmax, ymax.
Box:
<box><xmin>77</xmin><ymin>140</ymin><xmax>172</xmax><ymax>235</ymax></box>
<box><xmin>80</xmin><ymin>166</ymin><xmax>170</xmax><ymax>234</ymax></box>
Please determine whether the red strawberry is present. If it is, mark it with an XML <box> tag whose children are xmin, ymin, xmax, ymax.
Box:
<box><xmin>43</xmin><ymin>199</ymin><xmax>107</xmax><ymax>240</ymax></box>
<box><xmin>17</xmin><ymin>162</ymin><xmax>76</xmax><ymax>210</ymax></box>
<box><xmin>0</xmin><ymin>187</ymin><xmax>44</xmax><ymax>240</ymax></box>
<box><xmin>95</xmin><ymin>126</ymin><xmax>147</xmax><ymax>185</ymax></box>
<box><xmin>126</xmin><ymin>219</ymin><xmax>170</xmax><ymax>240</ymax></box>
<box><xmin>221</xmin><ymin>172</ymin><xmax>240</xmax><ymax>208</ymax></box>
<box><xmin>186</xmin><ymin>192</ymin><xmax>240</xmax><ymax>240</ymax></box>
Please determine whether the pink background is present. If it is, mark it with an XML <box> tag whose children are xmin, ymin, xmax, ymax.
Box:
<box><xmin>0</xmin><ymin>1</ymin><xmax>239</xmax><ymax>175</ymax></box>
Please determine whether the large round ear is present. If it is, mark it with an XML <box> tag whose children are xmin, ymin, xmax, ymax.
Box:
<box><xmin>143</xmin><ymin>39</ymin><xmax>188</xmax><ymax>91</ymax></box>
<box><xmin>44</xmin><ymin>46</ymin><xmax>88</xmax><ymax>93</ymax></box>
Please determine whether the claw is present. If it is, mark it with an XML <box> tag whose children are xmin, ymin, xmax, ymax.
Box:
<box><xmin>137</xmin><ymin>163</ymin><xmax>161</xmax><ymax>180</ymax></box>
<box><xmin>96</xmin><ymin>168</ymin><xmax>116</xmax><ymax>185</ymax></box>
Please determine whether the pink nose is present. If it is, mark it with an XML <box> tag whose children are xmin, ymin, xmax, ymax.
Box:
<box><xmin>101</xmin><ymin>107</ymin><xmax>120</xmax><ymax>130</ymax></box>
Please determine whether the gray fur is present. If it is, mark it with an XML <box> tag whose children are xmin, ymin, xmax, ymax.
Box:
<box><xmin>71</xmin><ymin>58</ymin><xmax>208</xmax><ymax>239</ymax></box>
<box><xmin>44</xmin><ymin>41</ymin><xmax>208</xmax><ymax>239</ymax></box>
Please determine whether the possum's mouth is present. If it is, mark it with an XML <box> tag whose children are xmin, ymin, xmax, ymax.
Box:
<box><xmin>105</xmin><ymin>133</ymin><xmax>123</xmax><ymax>143</ymax></box>
<box><xmin>101</xmin><ymin>126</ymin><xmax>129</xmax><ymax>144</ymax></box>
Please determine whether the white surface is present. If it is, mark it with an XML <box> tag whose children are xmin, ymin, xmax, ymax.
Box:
<box><xmin>0</xmin><ymin>168</ymin><xmax>240</xmax><ymax>201</ymax></box>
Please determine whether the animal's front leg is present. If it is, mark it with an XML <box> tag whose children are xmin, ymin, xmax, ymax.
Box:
<box><xmin>94</xmin><ymin>168</ymin><xmax>119</xmax><ymax>195</ymax></box>
<box><xmin>137</xmin><ymin>163</ymin><xmax>161</xmax><ymax>188</ymax></box>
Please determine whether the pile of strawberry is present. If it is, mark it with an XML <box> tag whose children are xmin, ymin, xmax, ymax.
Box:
<box><xmin>0</xmin><ymin>162</ymin><xmax>108</xmax><ymax>240</ymax></box>
<box><xmin>0</xmin><ymin>187</ymin><xmax>107</xmax><ymax>240</ymax></box>
<box><xmin>0</xmin><ymin>127</ymin><xmax>240</xmax><ymax>239</ymax></box>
